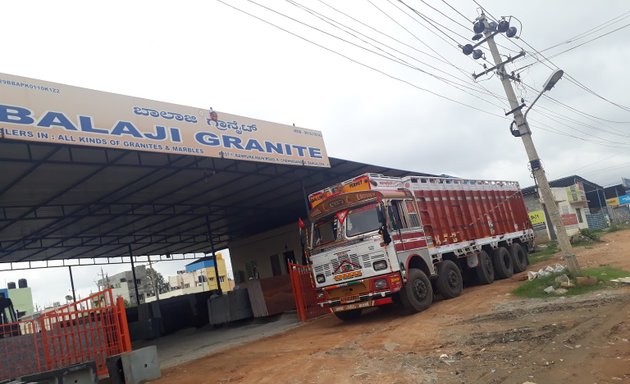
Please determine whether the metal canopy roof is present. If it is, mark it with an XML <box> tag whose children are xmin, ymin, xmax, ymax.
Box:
<box><xmin>0</xmin><ymin>139</ymin><xmax>431</xmax><ymax>267</ymax></box>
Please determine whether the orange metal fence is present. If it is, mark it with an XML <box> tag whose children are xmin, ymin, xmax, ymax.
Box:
<box><xmin>0</xmin><ymin>288</ymin><xmax>131</xmax><ymax>380</ymax></box>
<box><xmin>289</xmin><ymin>263</ymin><xmax>330</xmax><ymax>321</ymax></box>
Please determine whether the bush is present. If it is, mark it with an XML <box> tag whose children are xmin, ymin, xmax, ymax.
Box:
<box><xmin>571</xmin><ymin>228</ymin><xmax>602</xmax><ymax>245</ymax></box>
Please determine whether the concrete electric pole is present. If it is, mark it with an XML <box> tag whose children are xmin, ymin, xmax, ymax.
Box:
<box><xmin>473</xmin><ymin>15</ymin><xmax>581</xmax><ymax>275</ymax></box>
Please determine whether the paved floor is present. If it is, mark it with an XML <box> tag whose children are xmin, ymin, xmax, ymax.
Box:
<box><xmin>134</xmin><ymin>313</ymin><xmax>302</xmax><ymax>369</ymax></box>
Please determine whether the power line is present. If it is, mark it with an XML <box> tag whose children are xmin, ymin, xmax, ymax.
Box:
<box><xmin>498</xmin><ymin>20</ymin><xmax>630</xmax><ymax>117</ymax></box>
<box><xmin>282</xmin><ymin>0</ymin><xmax>508</xmax><ymax>108</ymax></box>
<box><xmin>540</xmin><ymin>22</ymin><xmax>630</xmax><ymax>61</ymax></box>
<box><xmin>216</xmin><ymin>0</ymin><xmax>507</xmax><ymax>118</ymax></box>
<box><xmin>395</xmin><ymin>0</ymin><xmax>468</xmax><ymax>45</ymax></box>
<box><xmin>538</xmin><ymin>11</ymin><xmax>630</xmax><ymax>54</ymax></box>
<box><xmin>441</xmin><ymin>0</ymin><xmax>471</xmax><ymax>24</ymax></box>
<box><xmin>417</xmin><ymin>0</ymin><xmax>471</xmax><ymax>32</ymax></box>
<box><xmin>287</xmin><ymin>0</ymin><xmax>500</xmax><ymax>101</ymax></box>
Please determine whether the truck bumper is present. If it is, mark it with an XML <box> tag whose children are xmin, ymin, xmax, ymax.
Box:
<box><xmin>317</xmin><ymin>272</ymin><xmax>402</xmax><ymax>312</ymax></box>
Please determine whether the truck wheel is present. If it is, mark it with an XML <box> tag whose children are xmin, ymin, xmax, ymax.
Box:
<box><xmin>333</xmin><ymin>309</ymin><xmax>362</xmax><ymax>321</ymax></box>
<box><xmin>475</xmin><ymin>250</ymin><xmax>495</xmax><ymax>284</ymax></box>
<box><xmin>492</xmin><ymin>247</ymin><xmax>513</xmax><ymax>279</ymax></box>
<box><xmin>510</xmin><ymin>243</ymin><xmax>528</xmax><ymax>273</ymax></box>
<box><xmin>436</xmin><ymin>260</ymin><xmax>463</xmax><ymax>299</ymax></box>
<box><xmin>399</xmin><ymin>269</ymin><xmax>433</xmax><ymax>313</ymax></box>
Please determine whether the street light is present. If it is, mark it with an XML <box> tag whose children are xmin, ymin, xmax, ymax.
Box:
<box><xmin>524</xmin><ymin>69</ymin><xmax>564</xmax><ymax>123</ymax></box>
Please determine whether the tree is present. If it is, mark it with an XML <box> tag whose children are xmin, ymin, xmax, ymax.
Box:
<box><xmin>146</xmin><ymin>267</ymin><xmax>169</xmax><ymax>296</ymax></box>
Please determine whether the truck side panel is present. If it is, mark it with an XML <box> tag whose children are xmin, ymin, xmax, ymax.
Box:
<box><xmin>411</xmin><ymin>180</ymin><xmax>532</xmax><ymax>243</ymax></box>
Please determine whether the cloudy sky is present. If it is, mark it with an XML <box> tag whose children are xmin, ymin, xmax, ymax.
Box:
<box><xmin>2</xmin><ymin>0</ymin><xmax>629</xmax><ymax>307</ymax></box>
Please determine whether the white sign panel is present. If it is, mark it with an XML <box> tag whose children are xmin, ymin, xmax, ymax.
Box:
<box><xmin>0</xmin><ymin>73</ymin><xmax>330</xmax><ymax>168</ymax></box>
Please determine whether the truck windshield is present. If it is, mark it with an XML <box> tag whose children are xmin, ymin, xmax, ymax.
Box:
<box><xmin>346</xmin><ymin>203</ymin><xmax>381</xmax><ymax>237</ymax></box>
<box><xmin>312</xmin><ymin>216</ymin><xmax>338</xmax><ymax>247</ymax></box>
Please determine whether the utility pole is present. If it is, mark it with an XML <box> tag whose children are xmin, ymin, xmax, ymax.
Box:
<box><xmin>476</xmin><ymin>14</ymin><xmax>580</xmax><ymax>275</ymax></box>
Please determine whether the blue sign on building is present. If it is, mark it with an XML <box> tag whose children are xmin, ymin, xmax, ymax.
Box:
<box><xmin>619</xmin><ymin>194</ymin><xmax>630</xmax><ymax>205</ymax></box>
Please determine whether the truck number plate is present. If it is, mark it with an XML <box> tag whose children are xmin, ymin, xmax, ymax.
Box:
<box><xmin>332</xmin><ymin>301</ymin><xmax>373</xmax><ymax>312</ymax></box>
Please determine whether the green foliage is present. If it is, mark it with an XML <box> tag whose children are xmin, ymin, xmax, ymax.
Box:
<box><xmin>606</xmin><ymin>222</ymin><xmax>630</xmax><ymax>232</ymax></box>
<box><xmin>529</xmin><ymin>242</ymin><xmax>559</xmax><ymax>264</ymax></box>
<box><xmin>571</xmin><ymin>228</ymin><xmax>603</xmax><ymax>246</ymax></box>
<box><xmin>513</xmin><ymin>266</ymin><xmax>630</xmax><ymax>299</ymax></box>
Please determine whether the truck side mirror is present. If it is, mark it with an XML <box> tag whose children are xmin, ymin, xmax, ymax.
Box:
<box><xmin>377</xmin><ymin>205</ymin><xmax>391</xmax><ymax>244</ymax></box>
<box><xmin>380</xmin><ymin>225</ymin><xmax>392</xmax><ymax>245</ymax></box>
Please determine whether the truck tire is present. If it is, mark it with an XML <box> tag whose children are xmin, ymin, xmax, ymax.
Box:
<box><xmin>510</xmin><ymin>243</ymin><xmax>528</xmax><ymax>273</ymax></box>
<box><xmin>492</xmin><ymin>246</ymin><xmax>513</xmax><ymax>279</ymax></box>
<box><xmin>436</xmin><ymin>260</ymin><xmax>463</xmax><ymax>299</ymax></box>
<box><xmin>333</xmin><ymin>309</ymin><xmax>362</xmax><ymax>321</ymax></box>
<box><xmin>399</xmin><ymin>269</ymin><xmax>433</xmax><ymax>313</ymax></box>
<box><xmin>475</xmin><ymin>250</ymin><xmax>495</xmax><ymax>284</ymax></box>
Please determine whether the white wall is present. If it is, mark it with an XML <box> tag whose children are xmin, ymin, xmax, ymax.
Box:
<box><xmin>229</xmin><ymin>223</ymin><xmax>304</xmax><ymax>283</ymax></box>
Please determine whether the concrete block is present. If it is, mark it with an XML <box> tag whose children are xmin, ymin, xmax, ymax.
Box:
<box><xmin>18</xmin><ymin>362</ymin><xmax>97</xmax><ymax>384</ymax></box>
<box><xmin>120</xmin><ymin>346</ymin><xmax>161</xmax><ymax>384</ymax></box>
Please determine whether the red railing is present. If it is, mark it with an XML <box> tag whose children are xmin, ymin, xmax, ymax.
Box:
<box><xmin>289</xmin><ymin>263</ymin><xmax>330</xmax><ymax>321</ymax></box>
<box><xmin>0</xmin><ymin>289</ymin><xmax>131</xmax><ymax>380</ymax></box>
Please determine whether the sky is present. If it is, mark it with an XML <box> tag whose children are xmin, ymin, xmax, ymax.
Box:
<box><xmin>1</xmin><ymin>0</ymin><xmax>629</xmax><ymax>308</ymax></box>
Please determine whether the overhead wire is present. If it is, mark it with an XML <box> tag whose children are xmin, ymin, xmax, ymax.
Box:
<box><xmin>286</xmin><ymin>0</ymin><xmax>505</xmax><ymax>103</ymax></box>
<box><xmin>471</xmin><ymin>0</ymin><xmax>630</xmax><ymax>121</ymax></box>
<box><xmin>395</xmin><ymin>0</ymin><xmax>470</xmax><ymax>45</ymax></box>
<box><xmin>373</xmin><ymin>0</ymin><xmax>507</xmax><ymax>106</ymax></box>
<box><xmin>283</xmin><ymin>0</ymin><xmax>510</xmax><ymax>109</ymax></box>
<box><xmin>538</xmin><ymin>11</ymin><xmax>630</xmax><ymax>54</ymax></box>
<box><xmin>508</xmin><ymin>24</ymin><xmax>630</xmax><ymax>114</ymax></box>
<box><xmin>441</xmin><ymin>0</ymin><xmax>471</xmax><ymax>24</ymax></box>
<box><xmin>216</xmin><ymin>0</ymin><xmax>507</xmax><ymax>118</ymax></box>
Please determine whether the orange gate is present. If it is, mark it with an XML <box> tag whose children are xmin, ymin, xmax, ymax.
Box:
<box><xmin>289</xmin><ymin>263</ymin><xmax>330</xmax><ymax>321</ymax></box>
<box><xmin>0</xmin><ymin>288</ymin><xmax>131</xmax><ymax>380</ymax></box>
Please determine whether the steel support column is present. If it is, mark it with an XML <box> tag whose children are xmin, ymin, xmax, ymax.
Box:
<box><xmin>68</xmin><ymin>266</ymin><xmax>77</xmax><ymax>302</ymax></box>
<box><xmin>205</xmin><ymin>215</ymin><xmax>223</xmax><ymax>296</ymax></box>
<box><xmin>128</xmin><ymin>244</ymin><xmax>141</xmax><ymax>305</ymax></box>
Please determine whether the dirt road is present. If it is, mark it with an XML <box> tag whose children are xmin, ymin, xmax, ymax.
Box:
<box><xmin>152</xmin><ymin>231</ymin><xmax>630</xmax><ymax>384</ymax></box>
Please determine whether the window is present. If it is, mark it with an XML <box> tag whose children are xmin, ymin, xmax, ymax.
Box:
<box><xmin>405</xmin><ymin>200</ymin><xmax>421</xmax><ymax>227</ymax></box>
<box><xmin>270</xmin><ymin>254</ymin><xmax>282</xmax><ymax>276</ymax></box>
<box><xmin>346</xmin><ymin>204</ymin><xmax>381</xmax><ymax>237</ymax></box>
<box><xmin>388</xmin><ymin>200</ymin><xmax>408</xmax><ymax>230</ymax></box>
<box><xmin>313</xmin><ymin>216</ymin><xmax>338</xmax><ymax>246</ymax></box>
<box><xmin>576</xmin><ymin>208</ymin><xmax>583</xmax><ymax>223</ymax></box>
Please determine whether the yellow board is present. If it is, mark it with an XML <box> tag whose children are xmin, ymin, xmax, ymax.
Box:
<box><xmin>607</xmin><ymin>197</ymin><xmax>619</xmax><ymax>207</ymax></box>
<box><xmin>528</xmin><ymin>210</ymin><xmax>545</xmax><ymax>225</ymax></box>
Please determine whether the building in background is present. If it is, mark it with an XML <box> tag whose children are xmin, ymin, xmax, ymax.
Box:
<box><xmin>97</xmin><ymin>265</ymin><xmax>152</xmax><ymax>306</ymax></box>
<box><xmin>604</xmin><ymin>177</ymin><xmax>630</xmax><ymax>224</ymax></box>
<box><xmin>1</xmin><ymin>279</ymin><xmax>34</xmax><ymax>319</ymax></box>
<box><xmin>523</xmin><ymin>175</ymin><xmax>598</xmax><ymax>243</ymax></box>
<box><xmin>154</xmin><ymin>252</ymin><xmax>233</xmax><ymax>302</ymax></box>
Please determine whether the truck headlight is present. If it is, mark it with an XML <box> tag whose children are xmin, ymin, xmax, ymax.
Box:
<box><xmin>316</xmin><ymin>274</ymin><xmax>325</xmax><ymax>283</ymax></box>
<box><xmin>374</xmin><ymin>278</ymin><xmax>388</xmax><ymax>290</ymax></box>
<box><xmin>373</xmin><ymin>260</ymin><xmax>387</xmax><ymax>271</ymax></box>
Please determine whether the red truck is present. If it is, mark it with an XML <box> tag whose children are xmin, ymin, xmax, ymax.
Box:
<box><xmin>305</xmin><ymin>173</ymin><xmax>534</xmax><ymax>320</ymax></box>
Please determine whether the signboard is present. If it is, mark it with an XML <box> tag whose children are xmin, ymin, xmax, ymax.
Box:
<box><xmin>620</xmin><ymin>194</ymin><xmax>630</xmax><ymax>206</ymax></box>
<box><xmin>607</xmin><ymin>197</ymin><xmax>620</xmax><ymax>207</ymax></box>
<box><xmin>0</xmin><ymin>73</ymin><xmax>329</xmax><ymax>168</ymax></box>
<box><xmin>528</xmin><ymin>210</ymin><xmax>547</xmax><ymax>231</ymax></box>
<box><xmin>565</xmin><ymin>182</ymin><xmax>586</xmax><ymax>203</ymax></box>
<box><xmin>561</xmin><ymin>213</ymin><xmax>579</xmax><ymax>226</ymax></box>
<box><xmin>309</xmin><ymin>175</ymin><xmax>371</xmax><ymax>208</ymax></box>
